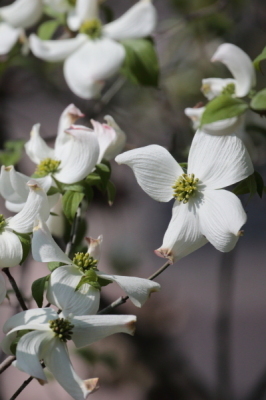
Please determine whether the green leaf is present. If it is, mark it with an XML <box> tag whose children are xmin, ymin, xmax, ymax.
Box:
<box><xmin>31</xmin><ymin>275</ymin><xmax>50</xmax><ymax>307</ymax></box>
<box><xmin>95</xmin><ymin>162</ymin><xmax>111</xmax><ymax>190</ymax></box>
<box><xmin>106</xmin><ymin>181</ymin><xmax>116</xmax><ymax>205</ymax></box>
<box><xmin>253</xmin><ymin>46</ymin><xmax>266</xmax><ymax>72</ymax></box>
<box><xmin>15</xmin><ymin>233</ymin><xmax>31</xmax><ymax>265</ymax></box>
<box><xmin>120</xmin><ymin>38</ymin><xmax>159</xmax><ymax>87</ymax></box>
<box><xmin>61</xmin><ymin>183</ymin><xmax>86</xmax><ymax>193</ymax></box>
<box><xmin>38</xmin><ymin>20</ymin><xmax>60</xmax><ymax>40</ymax></box>
<box><xmin>47</xmin><ymin>186</ymin><xmax>60</xmax><ymax>196</ymax></box>
<box><xmin>86</xmin><ymin>172</ymin><xmax>102</xmax><ymax>185</ymax></box>
<box><xmin>0</xmin><ymin>139</ymin><xmax>25</xmax><ymax>167</ymax></box>
<box><xmin>250</xmin><ymin>88</ymin><xmax>266</xmax><ymax>111</ymax></box>
<box><xmin>254</xmin><ymin>171</ymin><xmax>264</xmax><ymax>197</ymax></box>
<box><xmin>201</xmin><ymin>95</ymin><xmax>248</xmax><ymax>125</ymax></box>
<box><xmin>48</xmin><ymin>261</ymin><xmax>65</xmax><ymax>272</ymax></box>
<box><xmin>233</xmin><ymin>172</ymin><xmax>264</xmax><ymax>198</ymax></box>
<box><xmin>62</xmin><ymin>191</ymin><xmax>84</xmax><ymax>223</ymax></box>
<box><xmin>10</xmin><ymin>330</ymin><xmax>32</xmax><ymax>355</ymax></box>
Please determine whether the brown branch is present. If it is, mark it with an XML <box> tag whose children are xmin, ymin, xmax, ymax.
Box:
<box><xmin>3</xmin><ymin>268</ymin><xmax>28</xmax><ymax>311</ymax></box>
<box><xmin>9</xmin><ymin>376</ymin><xmax>34</xmax><ymax>400</ymax></box>
<box><xmin>0</xmin><ymin>356</ymin><xmax>16</xmax><ymax>374</ymax></box>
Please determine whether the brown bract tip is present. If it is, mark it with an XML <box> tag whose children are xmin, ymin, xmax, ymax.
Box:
<box><xmin>154</xmin><ymin>248</ymin><xmax>174</xmax><ymax>264</ymax></box>
<box><xmin>84</xmin><ymin>377</ymin><xmax>99</xmax><ymax>393</ymax></box>
<box><xmin>237</xmin><ymin>230</ymin><xmax>244</xmax><ymax>237</ymax></box>
<box><xmin>126</xmin><ymin>319</ymin><xmax>137</xmax><ymax>336</ymax></box>
<box><xmin>37</xmin><ymin>378</ymin><xmax>47</xmax><ymax>386</ymax></box>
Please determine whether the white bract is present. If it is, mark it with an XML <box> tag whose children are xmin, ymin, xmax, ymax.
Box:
<box><xmin>116</xmin><ymin>130</ymin><xmax>254</xmax><ymax>262</ymax></box>
<box><xmin>201</xmin><ymin>43</ymin><xmax>256</xmax><ymax>100</ymax></box>
<box><xmin>32</xmin><ymin>218</ymin><xmax>160</xmax><ymax>315</ymax></box>
<box><xmin>184</xmin><ymin>106</ymin><xmax>244</xmax><ymax>136</ymax></box>
<box><xmin>2</xmin><ymin>308</ymin><xmax>136</xmax><ymax>400</ymax></box>
<box><xmin>0</xmin><ymin>181</ymin><xmax>50</xmax><ymax>303</ymax></box>
<box><xmin>0</xmin><ymin>0</ymin><xmax>42</xmax><ymax>55</ymax></box>
<box><xmin>29</xmin><ymin>0</ymin><xmax>157</xmax><ymax>98</ymax></box>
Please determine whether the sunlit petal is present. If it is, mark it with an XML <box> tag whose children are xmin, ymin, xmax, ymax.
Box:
<box><xmin>0</xmin><ymin>23</ymin><xmax>21</xmax><ymax>55</ymax></box>
<box><xmin>0</xmin><ymin>231</ymin><xmax>22</xmax><ymax>268</ymax></box>
<box><xmin>63</xmin><ymin>38</ymin><xmax>125</xmax><ymax>99</ymax></box>
<box><xmin>188</xmin><ymin>129</ymin><xmax>254</xmax><ymax>189</ymax></box>
<box><xmin>116</xmin><ymin>145</ymin><xmax>183</xmax><ymax>202</ymax></box>
<box><xmin>201</xmin><ymin>78</ymin><xmax>236</xmax><ymax>100</ymax></box>
<box><xmin>198</xmin><ymin>189</ymin><xmax>247</xmax><ymax>252</ymax></box>
<box><xmin>0</xmin><ymin>0</ymin><xmax>42</xmax><ymax>29</ymax></box>
<box><xmin>155</xmin><ymin>200</ymin><xmax>208</xmax><ymax>263</ymax></box>
<box><xmin>71</xmin><ymin>314</ymin><xmax>136</xmax><ymax>348</ymax></box>
<box><xmin>67</xmin><ymin>0</ymin><xmax>99</xmax><ymax>31</ymax></box>
<box><xmin>55</xmin><ymin>104</ymin><xmax>84</xmax><ymax>149</ymax></box>
<box><xmin>103</xmin><ymin>0</ymin><xmax>157</xmax><ymax>40</ymax></box>
<box><xmin>25</xmin><ymin>123</ymin><xmax>55</xmax><ymax>164</ymax></box>
<box><xmin>29</xmin><ymin>33</ymin><xmax>87</xmax><ymax>62</ymax></box>
<box><xmin>3</xmin><ymin>308</ymin><xmax>57</xmax><ymax>334</ymax></box>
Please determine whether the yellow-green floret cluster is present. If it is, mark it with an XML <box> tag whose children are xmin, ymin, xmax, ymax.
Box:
<box><xmin>73</xmin><ymin>252</ymin><xmax>98</xmax><ymax>272</ymax></box>
<box><xmin>49</xmin><ymin>318</ymin><xmax>74</xmax><ymax>342</ymax></box>
<box><xmin>172</xmin><ymin>173</ymin><xmax>199</xmax><ymax>203</ymax></box>
<box><xmin>80</xmin><ymin>19</ymin><xmax>102</xmax><ymax>39</ymax></box>
<box><xmin>35</xmin><ymin>158</ymin><xmax>61</xmax><ymax>177</ymax></box>
<box><xmin>221</xmin><ymin>83</ymin><xmax>235</xmax><ymax>96</ymax></box>
<box><xmin>67</xmin><ymin>0</ymin><xmax>76</xmax><ymax>6</ymax></box>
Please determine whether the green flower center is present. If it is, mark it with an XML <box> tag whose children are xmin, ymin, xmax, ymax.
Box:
<box><xmin>221</xmin><ymin>83</ymin><xmax>236</xmax><ymax>96</ymax></box>
<box><xmin>67</xmin><ymin>0</ymin><xmax>76</xmax><ymax>6</ymax></box>
<box><xmin>0</xmin><ymin>214</ymin><xmax>6</xmax><ymax>233</ymax></box>
<box><xmin>172</xmin><ymin>173</ymin><xmax>199</xmax><ymax>204</ymax></box>
<box><xmin>79</xmin><ymin>19</ymin><xmax>102</xmax><ymax>39</ymax></box>
<box><xmin>49</xmin><ymin>318</ymin><xmax>74</xmax><ymax>342</ymax></box>
<box><xmin>73</xmin><ymin>252</ymin><xmax>98</xmax><ymax>272</ymax></box>
<box><xmin>35</xmin><ymin>158</ymin><xmax>61</xmax><ymax>177</ymax></box>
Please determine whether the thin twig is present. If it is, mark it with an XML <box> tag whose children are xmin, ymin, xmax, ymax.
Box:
<box><xmin>99</xmin><ymin>261</ymin><xmax>171</xmax><ymax>314</ymax></box>
<box><xmin>9</xmin><ymin>376</ymin><xmax>34</xmax><ymax>400</ymax></box>
<box><xmin>3</xmin><ymin>268</ymin><xmax>28</xmax><ymax>311</ymax></box>
<box><xmin>0</xmin><ymin>356</ymin><xmax>16</xmax><ymax>374</ymax></box>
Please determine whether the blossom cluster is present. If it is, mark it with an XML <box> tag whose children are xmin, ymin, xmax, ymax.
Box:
<box><xmin>0</xmin><ymin>0</ymin><xmax>157</xmax><ymax>98</ymax></box>
<box><xmin>0</xmin><ymin>103</ymin><xmax>160</xmax><ymax>399</ymax></box>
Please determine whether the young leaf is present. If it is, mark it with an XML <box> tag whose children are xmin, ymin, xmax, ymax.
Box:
<box><xmin>253</xmin><ymin>46</ymin><xmax>266</xmax><ymax>72</ymax></box>
<box><xmin>38</xmin><ymin>20</ymin><xmax>60</xmax><ymax>40</ymax></box>
<box><xmin>62</xmin><ymin>191</ymin><xmax>84</xmax><ymax>223</ymax></box>
<box><xmin>48</xmin><ymin>261</ymin><xmax>65</xmax><ymax>272</ymax></box>
<box><xmin>32</xmin><ymin>275</ymin><xmax>50</xmax><ymax>307</ymax></box>
<box><xmin>47</xmin><ymin>186</ymin><xmax>60</xmax><ymax>196</ymax></box>
<box><xmin>95</xmin><ymin>162</ymin><xmax>111</xmax><ymax>190</ymax></box>
<box><xmin>250</xmin><ymin>88</ymin><xmax>266</xmax><ymax>111</ymax></box>
<box><xmin>120</xmin><ymin>38</ymin><xmax>159</xmax><ymax>87</ymax></box>
<box><xmin>0</xmin><ymin>140</ymin><xmax>25</xmax><ymax>166</ymax></box>
<box><xmin>107</xmin><ymin>181</ymin><xmax>116</xmax><ymax>205</ymax></box>
<box><xmin>233</xmin><ymin>172</ymin><xmax>264</xmax><ymax>198</ymax></box>
<box><xmin>15</xmin><ymin>233</ymin><xmax>31</xmax><ymax>265</ymax></box>
<box><xmin>201</xmin><ymin>95</ymin><xmax>248</xmax><ymax>125</ymax></box>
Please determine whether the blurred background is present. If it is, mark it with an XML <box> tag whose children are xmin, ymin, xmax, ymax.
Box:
<box><xmin>0</xmin><ymin>0</ymin><xmax>266</xmax><ymax>399</ymax></box>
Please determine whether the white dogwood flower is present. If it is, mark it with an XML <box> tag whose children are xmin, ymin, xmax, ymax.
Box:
<box><xmin>0</xmin><ymin>0</ymin><xmax>42</xmax><ymax>55</ymax></box>
<box><xmin>32</xmin><ymin>218</ymin><xmax>160</xmax><ymax>315</ymax></box>
<box><xmin>24</xmin><ymin>122</ymin><xmax>99</xmax><ymax>188</ymax></box>
<box><xmin>2</xmin><ymin>307</ymin><xmax>136</xmax><ymax>400</ymax></box>
<box><xmin>201</xmin><ymin>43</ymin><xmax>256</xmax><ymax>100</ymax></box>
<box><xmin>29</xmin><ymin>0</ymin><xmax>157</xmax><ymax>98</ymax></box>
<box><xmin>116</xmin><ymin>130</ymin><xmax>254</xmax><ymax>262</ymax></box>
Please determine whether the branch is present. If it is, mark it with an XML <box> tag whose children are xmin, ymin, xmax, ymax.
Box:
<box><xmin>99</xmin><ymin>261</ymin><xmax>171</xmax><ymax>314</ymax></box>
<box><xmin>0</xmin><ymin>356</ymin><xmax>16</xmax><ymax>374</ymax></box>
<box><xmin>9</xmin><ymin>376</ymin><xmax>33</xmax><ymax>400</ymax></box>
<box><xmin>3</xmin><ymin>268</ymin><xmax>28</xmax><ymax>311</ymax></box>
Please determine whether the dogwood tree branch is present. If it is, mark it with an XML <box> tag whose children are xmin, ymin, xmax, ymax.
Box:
<box><xmin>0</xmin><ymin>356</ymin><xmax>16</xmax><ymax>374</ymax></box>
<box><xmin>9</xmin><ymin>376</ymin><xmax>34</xmax><ymax>400</ymax></box>
<box><xmin>98</xmin><ymin>260</ymin><xmax>172</xmax><ymax>314</ymax></box>
<box><xmin>3</xmin><ymin>268</ymin><xmax>28</xmax><ymax>311</ymax></box>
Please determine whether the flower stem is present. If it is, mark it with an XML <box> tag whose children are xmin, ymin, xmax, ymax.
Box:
<box><xmin>98</xmin><ymin>261</ymin><xmax>171</xmax><ymax>314</ymax></box>
<box><xmin>3</xmin><ymin>268</ymin><xmax>28</xmax><ymax>311</ymax></box>
<box><xmin>0</xmin><ymin>356</ymin><xmax>16</xmax><ymax>374</ymax></box>
<box><xmin>65</xmin><ymin>202</ymin><xmax>82</xmax><ymax>257</ymax></box>
<box><xmin>9</xmin><ymin>376</ymin><xmax>33</xmax><ymax>400</ymax></box>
